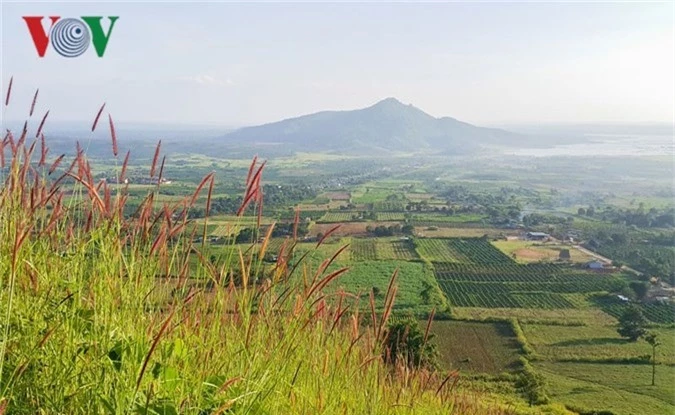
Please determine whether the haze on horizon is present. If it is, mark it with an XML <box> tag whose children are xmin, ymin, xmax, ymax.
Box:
<box><xmin>1</xmin><ymin>2</ymin><xmax>673</xmax><ymax>128</ymax></box>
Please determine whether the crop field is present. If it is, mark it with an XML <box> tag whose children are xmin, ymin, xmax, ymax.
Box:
<box><xmin>309</xmin><ymin>221</ymin><xmax>399</xmax><ymax>237</ymax></box>
<box><xmin>351</xmin><ymin>239</ymin><xmax>377</xmax><ymax>261</ymax></box>
<box><xmin>429</xmin><ymin>321</ymin><xmax>521</xmax><ymax>374</ymax></box>
<box><xmin>591</xmin><ymin>294</ymin><xmax>675</xmax><ymax>324</ymax></box>
<box><xmin>328</xmin><ymin>261</ymin><xmax>445</xmax><ymax>312</ymax></box>
<box><xmin>351</xmin><ymin>188</ymin><xmax>395</xmax><ymax>204</ymax></box>
<box><xmin>319</xmin><ymin>212</ymin><xmax>360</xmax><ymax>222</ymax></box>
<box><xmin>415</xmin><ymin>239</ymin><xmax>463</xmax><ymax>262</ymax></box>
<box><xmin>439</xmin><ymin>283</ymin><xmax>575</xmax><ymax>308</ymax></box>
<box><xmin>416</xmin><ymin>238</ymin><xmax>517</xmax><ymax>265</ymax></box>
<box><xmin>535</xmin><ymin>362</ymin><xmax>675</xmax><ymax>415</ymax></box>
<box><xmin>376</xmin><ymin>240</ymin><xmax>419</xmax><ymax>260</ymax></box>
<box><xmin>432</xmin><ymin>263</ymin><xmax>625</xmax><ymax>290</ymax></box>
<box><xmin>446</xmin><ymin>238</ymin><xmax>514</xmax><ymax>264</ymax></box>
<box><xmin>410</xmin><ymin>213</ymin><xmax>486</xmax><ymax>223</ymax></box>
<box><xmin>373</xmin><ymin>201</ymin><xmax>406</xmax><ymax>212</ymax></box>
<box><xmin>451</xmin><ymin>307</ymin><xmax>618</xmax><ymax>325</ymax></box>
<box><xmin>522</xmin><ymin>324</ymin><xmax>675</xmax><ymax>364</ymax></box>
<box><xmin>433</xmin><ymin>262</ymin><xmax>626</xmax><ymax>309</ymax></box>
<box><xmin>375</xmin><ymin>212</ymin><xmax>406</xmax><ymax>221</ymax></box>
<box><xmin>411</xmin><ymin>221</ymin><xmax>488</xmax><ymax>228</ymax></box>
<box><xmin>415</xmin><ymin>227</ymin><xmax>515</xmax><ymax>238</ymax></box>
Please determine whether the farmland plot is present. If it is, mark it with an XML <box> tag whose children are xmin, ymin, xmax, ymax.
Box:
<box><xmin>320</xmin><ymin>212</ymin><xmax>360</xmax><ymax>222</ymax></box>
<box><xmin>591</xmin><ymin>294</ymin><xmax>675</xmax><ymax>324</ymax></box>
<box><xmin>433</xmin><ymin>261</ymin><xmax>627</xmax><ymax>309</ymax></box>
<box><xmin>446</xmin><ymin>238</ymin><xmax>514</xmax><ymax>264</ymax></box>
<box><xmin>415</xmin><ymin>239</ymin><xmax>464</xmax><ymax>262</ymax></box>
<box><xmin>376</xmin><ymin>240</ymin><xmax>419</xmax><ymax>260</ymax></box>
<box><xmin>375</xmin><ymin>212</ymin><xmax>406</xmax><ymax>221</ymax></box>
<box><xmin>429</xmin><ymin>321</ymin><xmax>521</xmax><ymax>374</ymax></box>
<box><xmin>351</xmin><ymin>239</ymin><xmax>377</xmax><ymax>261</ymax></box>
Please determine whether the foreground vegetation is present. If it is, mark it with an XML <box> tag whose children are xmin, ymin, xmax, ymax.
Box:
<box><xmin>2</xmin><ymin>80</ymin><xmax>673</xmax><ymax>414</ymax></box>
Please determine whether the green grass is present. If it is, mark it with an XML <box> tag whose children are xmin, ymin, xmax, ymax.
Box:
<box><xmin>1</xmin><ymin>135</ymin><xmax>481</xmax><ymax>415</ymax></box>
<box><xmin>523</xmin><ymin>324</ymin><xmax>675</xmax><ymax>364</ymax></box>
<box><xmin>429</xmin><ymin>321</ymin><xmax>521</xmax><ymax>375</ymax></box>
<box><xmin>535</xmin><ymin>362</ymin><xmax>675</xmax><ymax>415</ymax></box>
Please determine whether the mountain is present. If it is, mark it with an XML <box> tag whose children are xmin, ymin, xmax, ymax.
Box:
<box><xmin>219</xmin><ymin>98</ymin><xmax>529</xmax><ymax>155</ymax></box>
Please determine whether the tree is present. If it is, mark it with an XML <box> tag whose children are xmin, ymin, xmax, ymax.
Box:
<box><xmin>383</xmin><ymin>318</ymin><xmax>438</xmax><ymax>369</ymax></box>
<box><xmin>577</xmin><ymin>207</ymin><xmax>586</xmax><ymax>216</ymax></box>
<box><xmin>644</xmin><ymin>333</ymin><xmax>660</xmax><ymax>386</ymax></box>
<box><xmin>629</xmin><ymin>281</ymin><xmax>649</xmax><ymax>300</ymax></box>
<box><xmin>235</xmin><ymin>228</ymin><xmax>256</xmax><ymax>244</ymax></box>
<box><xmin>617</xmin><ymin>304</ymin><xmax>648</xmax><ymax>341</ymax></box>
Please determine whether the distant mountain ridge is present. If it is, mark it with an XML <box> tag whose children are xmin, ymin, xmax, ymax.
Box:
<box><xmin>219</xmin><ymin>98</ymin><xmax>531</xmax><ymax>154</ymax></box>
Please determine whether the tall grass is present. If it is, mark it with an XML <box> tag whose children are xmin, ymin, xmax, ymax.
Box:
<box><xmin>0</xmin><ymin>81</ymin><xmax>516</xmax><ymax>414</ymax></box>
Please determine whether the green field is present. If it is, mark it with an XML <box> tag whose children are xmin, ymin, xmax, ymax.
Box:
<box><xmin>536</xmin><ymin>362</ymin><xmax>675</xmax><ymax>415</ymax></box>
<box><xmin>320</xmin><ymin>211</ymin><xmax>361</xmax><ymax>222</ymax></box>
<box><xmin>376</xmin><ymin>239</ymin><xmax>420</xmax><ymax>260</ymax></box>
<box><xmin>351</xmin><ymin>238</ymin><xmax>377</xmax><ymax>261</ymax></box>
<box><xmin>592</xmin><ymin>293</ymin><xmax>675</xmax><ymax>324</ymax></box>
<box><xmin>451</xmin><ymin>307</ymin><xmax>618</xmax><ymax>326</ymax></box>
<box><xmin>523</xmin><ymin>324</ymin><xmax>675</xmax><ymax>364</ymax></box>
<box><xmin>415</xmin><ymin>238</ymin><xmax>463</xmax><ymax>262</ymax></box>
<box><xmin>376</xmin><ymin>212</ymin><xmax>406</xmax><ymax>221</ymax></box>
<box><xmin>432</xmin><ymin>262</ymin><xmax>625</xmax><ymax>309</ymax></box>
<box><xmin>329</xmin><ymin>261</ymin><xmax>445</xmax><ymax>312</ymax></box>
<box><xmin>430</xmin><ymin>320</ymin><xmax>521</xmax><ymax>375</ymax></box>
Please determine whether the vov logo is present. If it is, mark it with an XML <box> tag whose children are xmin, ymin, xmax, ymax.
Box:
<box><xmin>23</xmin><ymin>16</ymin><xmax>119</xmax><ymax>58</ymax></box>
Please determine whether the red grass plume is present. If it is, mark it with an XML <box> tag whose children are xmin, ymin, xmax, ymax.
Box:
<box><xmin>4</xmin><ymin>76</ymin><xmax>12</xmax><ymax>107</ymax></box>
<box><xmin>30</xmin><ymin>88</ymin><xmax>39</xmax><ymax>117</ymax></box>
<box><xmin>35</xmin><ymin>110</ymin><xmax>50</xmax><ymax>138</ymax></box>
<box><xmin>150</xmin><ymin>140</ymin><xmax>162</xmax><ymax>177</ymax></box>
<box><xmin>108</xmin><ymin>114</ymin><xmax>118</xmax><ymax>156</ymax></box>
<box><xmin>92</xmin><ymin>103</ymin><xmax>106</xmax><ymax>132</ymax></box>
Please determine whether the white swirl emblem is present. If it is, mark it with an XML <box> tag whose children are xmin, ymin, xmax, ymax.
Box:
<box><xmin>50</xmin><ymin>18</ymin><xmax>90</xmax><ymax>58</ymax></box>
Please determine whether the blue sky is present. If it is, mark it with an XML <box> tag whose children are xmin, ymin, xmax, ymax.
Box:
<box><xmin>1</xmin><ymin>2</ymin><xmax>673</xmax><ymax>127</ymax></box>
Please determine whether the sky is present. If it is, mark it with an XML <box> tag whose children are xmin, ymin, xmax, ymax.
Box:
<box><xmin>1</xmin><ymin>1</ymin><xmax>674</xmax><ymax>127</ymax></box>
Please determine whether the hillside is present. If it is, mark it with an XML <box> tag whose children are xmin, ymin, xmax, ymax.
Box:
<box><xmin>219</xmin><ymin>98</ymin><xmax>529</xmax><ymax>154</ymax></box>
